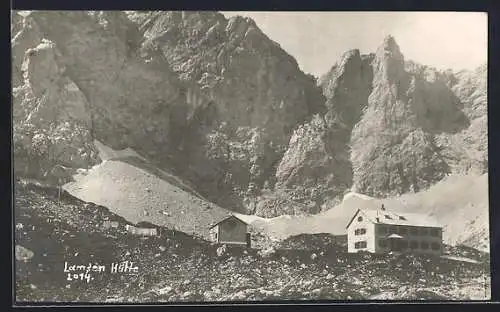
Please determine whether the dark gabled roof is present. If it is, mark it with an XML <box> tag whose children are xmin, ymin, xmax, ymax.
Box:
<box><xmin>345</xmin><ymin>208</ymin><xmax>363</xmax><ymax>229</ymax></box>
<box><xmin>208</xmin><ymin>214</ymin><xmax>248</xmax><ymax>229</ymax></box>
<box><xmin>362</xmin><ymin>209</ymin><xmax>442</xmax><ymax>228</ymax></box>
<box><xmin>346</xmin><ymin>206</ymin><xmax>442</xmax><ymax>229</ymax></box>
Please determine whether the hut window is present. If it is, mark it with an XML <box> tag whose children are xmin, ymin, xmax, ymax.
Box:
<box><xmin>379</xmin><ymin>239</ymin><xmax>388</xmax><ymax>248</ymax></box>
<box><xmin>357</xmin><ymin>216</ymin><xmax>363</xmax><ymax>222</ymax></box>
<box><xmin>399</xmin><ymin>216</ymin><xmax>407</xmax><ymax>221</ymax></box>
<box><xmin>410</xmin><ymin>227</ymin><xmax>418</xmax><ymax>235</ymax></box>
<box><xmin>355</xmin><ymin>228</ymin><xmax>366</xmax><ymax>235</ymax></box>
<box><xmin>355</xmin><ymin>241</ymin><xmax>367</xmax><ymax>249</ymax></box>
<box><xmin>420</xmin><ymin>241</ymin><xmax>429</xmax><ymax>250</ymax></box>
<box><xmin>384</xmin><ymin>214</ymin><xmax>392</xmax><ymax>220</ymax></box>
<box><xmin>430</xmin><ymin>228</ymin><xmax>439</xmax><ymax>237</ymax></box>
<box><xmin>410</xmin><ymin>241</ymin><xmax>419</xmax><ymax>249</ymax></box>
<box><xmin>420</xmin><ymin>228</ymin><xmax>429</xmax><ymax>236</ymax></box>
<box><xmin>431</xmin><ymin>242</ymin><xmax>440</xmax><ymax>250</ymax></box>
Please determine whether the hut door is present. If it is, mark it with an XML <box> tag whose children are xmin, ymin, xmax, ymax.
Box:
<box><xmin>389</xmin><ymin>238</ymin><xmax>402</xmax><ymax>252</ymax></box>
<box><xmin>246</xmin><ymin>233</ymin><xmax>251</xmax><ymax>248</ymax></box>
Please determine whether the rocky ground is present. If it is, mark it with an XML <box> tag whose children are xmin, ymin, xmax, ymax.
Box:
<box><xmin>276</xmin><ymin>233</ymin><xmax>347</xmax><ymax>251</ymax></box>
<box><xmin>15</xmin><ymin>181</ymin><xmax>490</xmax><ymax>303</ymax></box>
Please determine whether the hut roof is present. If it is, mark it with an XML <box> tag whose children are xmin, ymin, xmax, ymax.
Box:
<box><xmin>208</xmin><ymin>214</ymin><xmax>248</xmax><ymax>229</ymax></box>
<box><xmin>346</xmin><ymin>206</ymin><xmax>442</xmax><ymax>229</ymax></box>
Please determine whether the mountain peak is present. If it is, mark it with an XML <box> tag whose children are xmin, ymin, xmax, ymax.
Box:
<box><xmin>383</xmin><ymin>34</ymin><xmax>397</xmax><ymax>46</ymax></box>
<box><xmin>372</xmin><ymin>34</ymin><xmax>405</xmax><ymax>84</ymax></box>
<box><xmin>377</xmin><ymin>34</ymin><xmax>403</xmax><ymax>58</ymax></box>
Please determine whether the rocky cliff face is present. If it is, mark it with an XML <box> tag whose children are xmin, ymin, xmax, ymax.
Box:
<box><xmin>12</xmin><ymin>11</ymin><xmax>487</xmax><ymax>217</ymax></box>
<box><xmin>435</xmin><ymin>64</ymin><xmax>488</xmax><ymax>174</ymax></box>
<box><xmin>349</xmin><ymin>36</ymin><xmax>469</xmax><ymax>197</ymax></box>
<box><xmin>12</xmin><ymin>11</ymin><xmax>191</xmax><ymax>182</ymax></box>
<box><xmin>317</xmin><ymin>36</ymin><xmax>484</xmax><ymax>198</ymax></box>
<box><xmin>13</xmin><ymin>38</ymin><xmax>98</xmax><ymax>181</ymax></box>
<box><xmin>28</xmin><ymin>12</ymin><xmax>190</xmax><ymax>157</ymax></box>
<box><xmin>269</xmin><ymin>50</ymin><xmax>374</xmax><ymax>214</ymax></box>
<box><xmin>128</xmin><ymin>11</ymin><xmax>327</xmax><ymax>213</ymax></box>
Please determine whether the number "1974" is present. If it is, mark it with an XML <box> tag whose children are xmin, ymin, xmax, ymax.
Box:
<box><xmin>67</xmin><ymin>272</ymin><xmax>93</xmax><ymax>283</ymax></box>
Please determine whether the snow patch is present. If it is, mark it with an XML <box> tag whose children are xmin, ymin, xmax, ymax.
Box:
<box><xmin>94</xmin><ymin>140</ymin><xmax>147</xmax><ymax>162</ymax></box>
<box><xmin>232</xmin><ymin>213</ymin><xmax>270</xmax><ymax>224</ymax></box>
<box><xmin>342</xmin><ymin>192</ymin><xmax>375</xmax><ymax>202</ymax></box>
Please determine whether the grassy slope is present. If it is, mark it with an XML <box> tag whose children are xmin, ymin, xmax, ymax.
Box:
<box><xmin>15</xmin><ymin>182</ymin><xmax>491</xmax><ymax>302</ymax></box>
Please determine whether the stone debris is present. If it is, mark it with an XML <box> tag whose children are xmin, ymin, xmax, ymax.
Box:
<box><xmin>258</xmin><ymin>246</ymin><xmax>276</xmax><ymax>258</ymax></box>
<box><xmin>15</xmin><ymin>245</ymin><xmax>34</xmax><ymax>262</ymax></box>
<box><xmin>154</xmin><ymin>285</ymin><xmax>173</xmax><ymax>296</ymax></box>
<box><xmin>14</xmin><ymin>181</ymin><xmax>490</xmax><ymax>302</ymax></box>
<box><xmin>216</xmin><ymin>245</ymin><xmax>227</xmax><ymax>257</ymax></box>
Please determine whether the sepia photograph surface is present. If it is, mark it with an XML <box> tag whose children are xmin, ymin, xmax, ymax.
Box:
<box><xmin>12</xmin><ymin>10</ymin><xmax>490</xmax><ymax>303</ymax></box>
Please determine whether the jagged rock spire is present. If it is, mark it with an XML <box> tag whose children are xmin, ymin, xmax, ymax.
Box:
<box><xmin>379</xmin><ymin>35</ymin><xmax>402</xmax><ymax>56</ymax></box>
<box><xmin>372</xmin><ymin>35</ymin><xmax>406</xmax><ymax>87</ymax></box>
